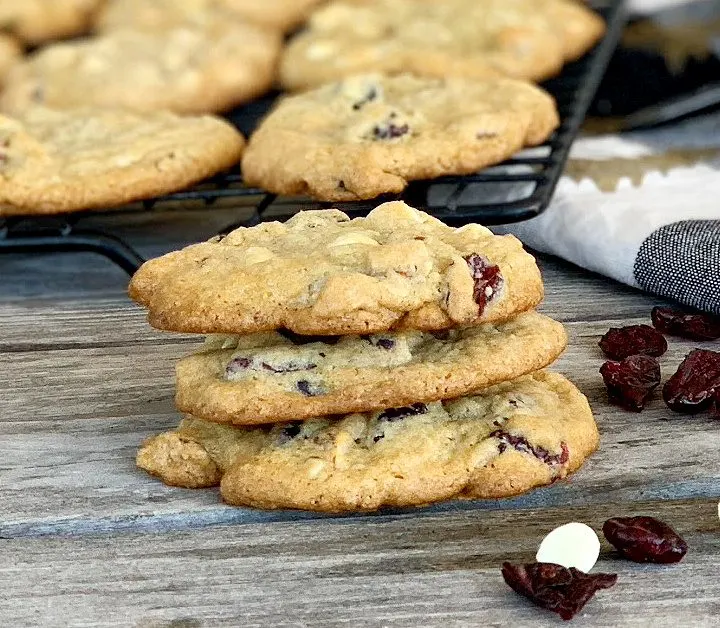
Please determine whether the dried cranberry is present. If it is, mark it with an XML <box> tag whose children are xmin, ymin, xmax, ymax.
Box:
<box><xmin>464</xmin><ymin>254</ymin><xmax>503</xmax><ymax>316</ymax></box>
<box><xmin>378</xmin><ymin>403</ymin><xmax>428</xmax><ymax>422</ymax></box>
<box><xmin>663</xmin><ymin>349</ymin><xmax>720</xmax><ymax>414</ymax></box>
<box><xmin>492</xmin><ymin>431</ymin><xmax>569</xmax><ymax>466</ymax></box>
<box><xmin>277</xmin><ymin>422</ymin><xmax>303</xmax><ymax>444</ymax></box>
<box><xmin>297</xmin><ymin>380</ymin><xmax>325</xmax><ymax>397</ymax></box>
<box><xmin>598</xmin><ymin>325</ymin><xmax>668</xmax><ymax>360</ymax></box>
<box><xmin>603</xmin><ymin>516</ymin><xmax>688</xmax><ymax>564</ymax></box>
<box><xmin>352</xmin><ymin>86</ymin><xmax>378</xmax><ymax>110</ymax></box>
<box><xmin>361</xmin><ymin>336</ymin><xmax>396</xmax><ymax>350</ymax></box>
<box><xmin>372</xmin><ymin>121</ymin><xmax>409</xmax><ymax>140</ymax></box>
<box><xmin>501</xmin><ymin>562</ymin><xmax>617</xmax><ymax>621</ymax></box>
<box><xmin>651</xmin><ymin>306</ymin><xmax>720</xmax><ymax>341</ymax></box>
<box><xmin>226</xmin><ymin>357</ymin><xmax>252</xmax><ymax>374</ymax></box>
<box><xmin>599</xmin><ymin>355</ymin><xmax>661</xmax><ymax>411</ymax></box>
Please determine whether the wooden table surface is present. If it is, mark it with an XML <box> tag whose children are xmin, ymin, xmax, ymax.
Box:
<box><xmin>1</xmin><ymin>208</ymin><xmax>718</xmax><ymax>627</ymax></box>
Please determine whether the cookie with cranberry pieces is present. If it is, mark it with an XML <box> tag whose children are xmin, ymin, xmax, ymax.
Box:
<box><xmin>128</xmin><ymin>202</ymin><xmax>544</xmax><ymax>335</ymax></box>
<box><xmin>280</xmin><ymin>0</ymin><xmax>605</xmax><ymax>91</ymax></box>
<box><xmin>175</xmin><ymin>311</ymin><xmax>567</xmax><ymax>425</ymax></box>
<box><xmin>137</xmin><ymin>371</ymin><xmax>598</xmax><ymax>511</ymax></box>
<box><xmin>242</xmin><ymin>73</ymin><xmax>559</xmax><ymax>201</ymax></box>
<box><xmin>0</xmin><ymin>107</ymin><xmax>245</xmax><ymax>216</ymax></box>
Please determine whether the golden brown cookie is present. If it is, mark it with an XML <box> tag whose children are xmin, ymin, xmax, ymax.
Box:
<box><xmin>280</xmin><ymin>0</ymin><xmax>606</xmax><ymax>91</ymax></box>
<box><xmin>242</xmin><ymin>73</ymin><xmax>559</xmax><ymax>201</ymax></box>
<box><xmin>0</xmin><ymin>107</ymin><xmax>245</xmax><ymax>216</ymax></box>
<box><xmin>128</xmin><ymin>202</ymin><xmax>544</xmax><ymax>336</ymax></box>
<box><xmin>97</xmin><ymin>0</ymin><xmax>324</xmax><ymax>33</ymax></box>
<box><xmin>0</xmin><ymin>21</ymin><xmax>281</xmax><ymax>115</ymax></box>
<box><xmin>175</xmin><ymin>312</ymin><xmax>567</xmax><ymax>425</ymax></box>
<box><xmin>137</xmin><ymin>371</ymin><xmax>599</xmax><ymax>512</ymax></box>
<box><xmin>0</xmin><ymin>0</ymin><xmax>103</xmax><ymax>45</ymax></box>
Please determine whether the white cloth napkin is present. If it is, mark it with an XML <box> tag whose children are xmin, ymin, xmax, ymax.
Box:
<box><xmin>494</xmin><ymin>112</ymin><xmax>720</xmax><ymax>314</ymax></box>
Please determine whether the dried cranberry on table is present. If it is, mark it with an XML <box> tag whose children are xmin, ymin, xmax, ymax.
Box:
<box><xmin>602</xmin><ymin>516</ymin><xmax>688</xmax><ymax>564</ymax></box>
<box><xmin>663</xmin><ymin>349</ymin><xmax>720</xmax><ymax>414</ymax></box>
<box><xmin>599</xmin><ymin>325</ymin><xmax>668</xmax><ymax>360</ymax></box>
<box><xmin>600</xmin><ymin>355</ymin><xmax>661</xmax><ymax>412</ymax></box>
<box><xmin>651</xmin><ymin>306</ymin><xmax>720</xmax><ymax>341</ymax></box>
<box><xmin>501</xmin><ymin>561</ymin><xmax>618</xmax><ymax>621</ymax></box>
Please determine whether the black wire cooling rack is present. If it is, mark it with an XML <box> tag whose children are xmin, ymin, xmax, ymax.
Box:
<box><xmin>0</xmin><ymin>0</ymin><xmax>626</xmax><ymax>275</ymax></box>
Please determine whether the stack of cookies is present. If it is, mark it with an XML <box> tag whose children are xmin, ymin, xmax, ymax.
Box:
<box><xmin>130</xmin><ymin>201</ymin><xmax>599</xmax><ymax>512</ymax></box>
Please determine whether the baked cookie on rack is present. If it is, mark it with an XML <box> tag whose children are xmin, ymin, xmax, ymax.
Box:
<box><xmin>97</xmin><ymin>0</ymin><xmax>325</xmax><ymax>33</ymax></box>
<box><xmin>242</xmin><ymin>73</ymin><xmax>559</xmax><ymax>201</ymax></box>
<box><xmin>280</xmin><ymin>0</ymin><xmax>606</xmax><ymax>91</ymax></box>
<box><xmin>137</xmin><ymin>371</ymin><xmax>599</xmax><ymax>511</ymax></box>
<box><xmin>0</xmin><ymin>21</ymin><xmax>281</xmax><ymax>115</ymax></box>
<box><xmin>0</xmin><ymin>107</ymin><xmax>245</xmax><ymax>216</ymax></box>
<box><xmin>128</xmin><ymin>202</ymin><xmax>544</xmax><ymax>336</ymax></box>
<box><xmin>175</xmin><ymin>311</ymin><xmax>567</xmax><ymax>425</ymax></box>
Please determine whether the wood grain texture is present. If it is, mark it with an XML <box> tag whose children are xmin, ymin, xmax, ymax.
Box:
<box><xmin>1</xmin><ymin>499</ymin><xmax>718</xmax><ymax>627</ymax></box>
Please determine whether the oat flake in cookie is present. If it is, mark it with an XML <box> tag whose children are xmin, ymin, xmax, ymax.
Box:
<box><xmin>280</xmin><ymin>0</ymin><xmax>606</xmax><ymax>91</ymax></box>
<box><xmin>242</xmin><ymin>74</ymin><xmax>559</xmax><ymax>201</ymax></box>
<box><xmin>128</xmin><ymin>202</ymin><xmax>544</xmax><ymax>336</ymax></box>
<box><xmin>0</xmin><ymin>107</ymin><xmax>245</xmax><ymax>217</ymax></box>
<box><xmin>175</xmin><ymin>312</ymin><xmax>567</xmax><ymax>425</ymax></box>
<box><xmin>137</xmin><ymin>371</ymin><xmax>599</xmax><ymax>512</ymax></box>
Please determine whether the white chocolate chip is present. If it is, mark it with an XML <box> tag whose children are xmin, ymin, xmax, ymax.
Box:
<box><xmin>536</xmin><ymin>522</ymin><xmax>600</xmax><ymax>573</ymax></box>
<box><xmin>243</xmin><ymin>246</ymin><xmax>275</xmax><ymax>265</ymax></box>
<box><xmin>306</xmin><ymin>458</ymin><xmax>327</xmax><ymax>479</ymax></box>
<box><xmin>305</xmin><ymin>41</ymin><xmax>336</xmax><ymax>60</ymax></box>
<box><xmin>328</xmin><ymin>232</ymin><xmax>380</xmax><ymax>248</ymax></box>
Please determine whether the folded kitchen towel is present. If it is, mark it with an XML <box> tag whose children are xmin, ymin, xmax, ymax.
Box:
<box><xmin>494</xmin><ymin>112</ymin><xmax>720</xmax><ymax>314</ymax></box>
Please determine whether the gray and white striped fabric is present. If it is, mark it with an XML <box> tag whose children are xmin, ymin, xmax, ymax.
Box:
<box><xmin>495</xmin><ymin>112</ymin><xmax>720</xmax><ymax>314</ymax></box>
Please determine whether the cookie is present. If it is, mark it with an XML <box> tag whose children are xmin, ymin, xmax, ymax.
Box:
<box><xmin>0</xmin><ymin>21</ymin><xmax>281</xmax><ymax>115</ymax></box>
<box><xmin>0</xmin><ymin>107</ymin><xmax>245</xmax><ymax>216</ymax></box>
<box><xmin>128</xmin><ymin>202</ymin><xmax>544</xmax><ymax>336</ymax></box>
<box><xmin>280</xmin><ymin>0</ymin><xmax>606</xmax><ymax>91</ymax></box>
<box><xmin>176</xmin><ymin>311</ymin><xmax>566</xmax><ymax>425</ymax></box>
<box><xmin>137</xmin><ymin>371</ymin><xmax>599</xmax><ymax>511</ymax></box>
<box><xmin>242</xmin><ymin>73</ymin><xmax>559</xmax><ymax>201</ymax></box>
<box><xmin>97</xmin><ymin>0</ymin><xmax>324</xmax><ymax>33</ymax></box>
<box><xmin>0</xmin><ymin>0</ymin><xmax>103</xmax><ymax>45</ymax></box>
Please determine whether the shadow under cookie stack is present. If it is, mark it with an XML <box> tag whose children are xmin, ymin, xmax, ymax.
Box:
<box><xmin>130</xmin><ymin>202</ymin><xmax>599</xmax><ymax>513</ymax></box>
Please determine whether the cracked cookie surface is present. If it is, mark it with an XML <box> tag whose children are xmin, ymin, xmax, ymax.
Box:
<box><xmin>242</xmin><ymin>73</ymin><xmax>559</xmax><ymax>201</ymax></box>
<box><xmin>0</xmin><ymin>19</ymin><xmax>281</xmax><ymax>115</ymax></box>
<box><xmin>176</xmin><ymin>311</ymin><xmax>567</xmax><ymax>425</ymax></box>
<box><xmin>0</xmin><ymin>107</ymin><xmax>245</xmax><ymax>216</ymax></box>
<box><xmin>280</xmin><ymin>0</ymin><xmax>606</xmax><ymax>91</ymax></box>
<box><xmin>129</xmin><ymin>202</ymin><xmax>544</xmax><ymax>335</ymax></box>
<box><xmin>97</xmin><ymin>0</ymin><xmax>325</xmax><ymax>33</ymax></box>
<box><xmin>137</xmin><ymin>371</ymin><xmax>598</xmax><ymax>511</ymax></box>
<box><xmin>0</xmin><ymin>0</ymin><xmax>103</xmax><ymax>45</ymax></box>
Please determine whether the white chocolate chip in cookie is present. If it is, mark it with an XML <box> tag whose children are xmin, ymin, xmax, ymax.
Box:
<box><xmin>243</xmin><ymin>246</ymin><xmax>275</xmax><ymax>265</ymax></box>
<box><xmin>328</xmin><ymin>231</ymin><xmax>380</xmax><ymax>248</ymax></box>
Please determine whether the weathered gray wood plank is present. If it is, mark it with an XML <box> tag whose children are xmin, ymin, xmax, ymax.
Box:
<box><xmin>1</xmin><ymin>499</ymin><xmax>717</xmax><ymax>627</ymax></box>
